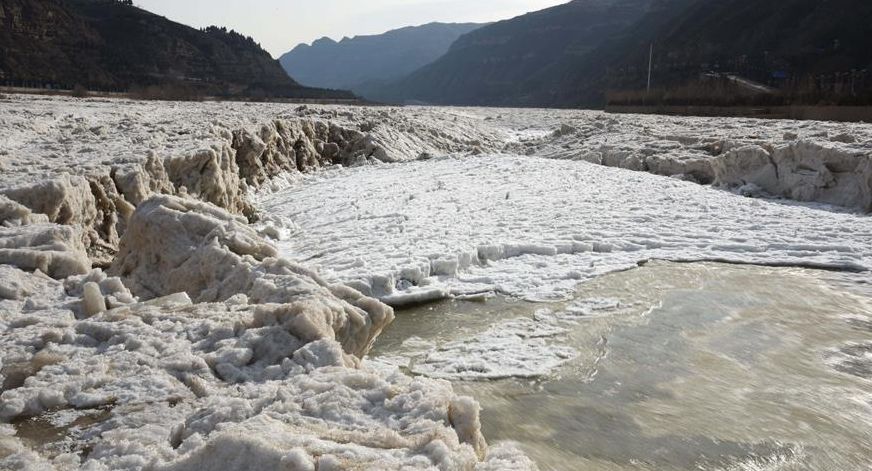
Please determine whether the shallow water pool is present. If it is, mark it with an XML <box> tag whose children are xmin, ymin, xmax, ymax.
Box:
<box><xmin>369</xmin><ymin>261</ymin><xmax>872</xmax><ymax>470</ymax></box>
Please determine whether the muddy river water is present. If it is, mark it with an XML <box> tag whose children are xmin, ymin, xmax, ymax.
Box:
<box><xmin>370</xmin><ymin>262</ymin><xmax>872</xmax><ymax>470</ymax></box>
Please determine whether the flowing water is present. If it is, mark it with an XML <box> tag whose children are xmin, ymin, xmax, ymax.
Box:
<box><xmin>369</xmin><ymin>261</ymin><xmax>872</xmax><ymax>471</ymax></box>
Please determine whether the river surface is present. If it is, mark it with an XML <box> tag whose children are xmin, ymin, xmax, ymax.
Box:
<box><xmin>369</xmin><ymin>261</ymin><xmax>872</xmax><ymax>471</ymax></box>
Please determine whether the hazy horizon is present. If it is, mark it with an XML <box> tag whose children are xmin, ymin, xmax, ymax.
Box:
<box><xmin>135</xmin><ymin>0</ymin><xmax>570</xmax><ymax>57</ymax></box>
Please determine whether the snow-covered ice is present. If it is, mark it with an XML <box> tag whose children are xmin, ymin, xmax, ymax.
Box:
<box><xmin>0</xmin><ymin>96</ymin><xmax>535</xmax><ymax>470</ymax></box>
<box><xmin>261</xmin><ymin>154</ymin><xmax>871</xmax><ymax>303</ymax></box>
<box><xmin>402</xmin><ymin>317</ymin><xmax>574</xmax><ymax>381</ymax></box>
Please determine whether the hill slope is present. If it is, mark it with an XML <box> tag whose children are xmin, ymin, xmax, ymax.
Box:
<box><xmin>279</xmin><ymin>22</ymin><xmax>483</xmax><ymax>96</ymax></box>
<box><xmin>0</xmin><ymin>0</ymin><xmax>353</xmax><ymax>99</ymax></box>
<box><xmin>376</xmin><ymin>0</ymin><xmax>872</xmax><ymax>108</ymax></box>
<box><xmin>370</xmin><ymin>0</ymin><xmax>654</xmax><ymax>106</ymax></box>
<box><xmin>591</xmin><ymin>0</ymin><xmax>872</xmax><ymax>106</ymax></box>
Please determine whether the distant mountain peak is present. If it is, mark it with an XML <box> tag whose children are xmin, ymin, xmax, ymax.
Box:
<box><xmin>312</xmin><ymin>37</ymin><xmax>338</xmax><ymax>46</ymax></box>
<box><xmin>279</xmin><ymin>22</ymin><xmax>484</xmax><ymax>95</ymax></box>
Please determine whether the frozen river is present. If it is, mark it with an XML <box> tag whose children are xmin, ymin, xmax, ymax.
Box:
<box><xmin>3</xmin><ymin>95</ymin><xmax>871</xmax><ymax>470</ymax></box>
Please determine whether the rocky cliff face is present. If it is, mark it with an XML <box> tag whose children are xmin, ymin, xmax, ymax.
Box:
<box><xmin>0</xmin><ymin>0</ymin><xmax>353</xmax><ymax>99</ymax></box>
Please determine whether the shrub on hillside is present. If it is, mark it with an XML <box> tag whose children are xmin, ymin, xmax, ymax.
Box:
<box><xmin>71</xmin><ymin>84</ymin><xmax>90</xmax><ymax>98</ymax></box>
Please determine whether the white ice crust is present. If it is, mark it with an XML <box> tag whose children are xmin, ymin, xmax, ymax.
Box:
<box><xmin>380</xmin><ymin>299</ymin><xmax>624</xmax><ymax>381</ymax></box>
<box><xmin>263</xmin><ymin>154</ymin><xmax>871</xmax><ymax>304</ymax></box>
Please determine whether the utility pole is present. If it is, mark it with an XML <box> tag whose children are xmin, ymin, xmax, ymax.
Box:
<box><xmin>851</xmin><ymin>69</ymin><xmax>856</xmax><ymax>97</ymax></box>
<box><xmin>647</xmin><ymin>43</ymin><xmax>654</xmax><ymax>94</ymax></box>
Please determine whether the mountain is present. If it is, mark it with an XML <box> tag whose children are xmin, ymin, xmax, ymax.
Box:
<box><xmin>376</xmin><ymin>0</ymin><xmax>872</xmax><ymax>108</ymax></box>
<box><xmin>279</xmin><ymin>22</ymin><xmax>483</xmax><ymax>96</ymax></box>
<box><xmin>593</xmin><ymin>0</ymin><xmax>872</xmax><ymax>106</ymax></box>
<box><xmin>369</xmin><ymin>0</ymin><xmax>655</xmax><ymax>106</ymax></box>
<box><xmin>0</xmin><ymin>0</ymin><xmax>353</xmax><ymax>99</ymax></box>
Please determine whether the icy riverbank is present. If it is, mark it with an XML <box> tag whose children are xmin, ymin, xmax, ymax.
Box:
<box><xmin>466</xmin><ymin>108</ymin><xmax>872</xmax><ymax>212</ymax></box>
<box><xmin>1</xmin><ymin>94</ymin><xmax>871</xmax><ymax>470</ymax></box>
<box><xmin>0</xmin><ymin>96</ymin><xmax>533</xmax><ymax>470</ymax></box>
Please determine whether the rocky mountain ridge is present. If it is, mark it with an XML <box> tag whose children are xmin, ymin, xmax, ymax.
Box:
<box><xmin>0</xmin><ymin>0</ymin><xmax>353</xmax><ymax>99</ymax></box>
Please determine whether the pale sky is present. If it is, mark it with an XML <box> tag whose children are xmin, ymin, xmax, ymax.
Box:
<box><xmin>135</xmin><ymin>0</ymin><xmax>569</xmax><ymax>58</ymax></box>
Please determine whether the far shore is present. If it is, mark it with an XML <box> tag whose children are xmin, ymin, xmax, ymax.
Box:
<box><xmin>606</xmin><ymin>104</ymin><xmax>872</xmax><ymax>123</ymax></box>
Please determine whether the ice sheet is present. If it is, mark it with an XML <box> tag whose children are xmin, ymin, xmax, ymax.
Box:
<box><xmin>261</xmin><ymin>154</ymin><xmax>872</xmax><ymax>303</ymax></box>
